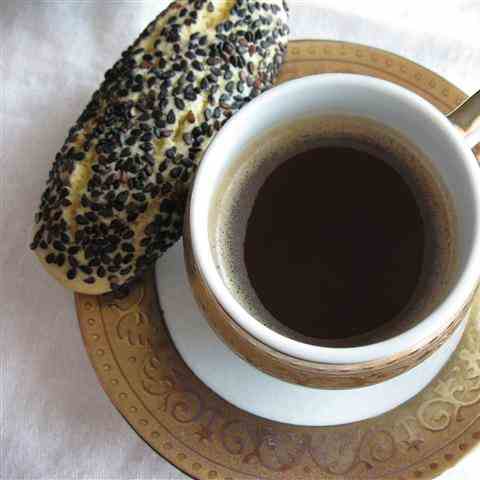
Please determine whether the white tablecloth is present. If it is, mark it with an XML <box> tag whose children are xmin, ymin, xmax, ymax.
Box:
<box><xmin>1</xmin><ymin>1</ymin><xmax>479</xmax><ymax>478</ymax></box>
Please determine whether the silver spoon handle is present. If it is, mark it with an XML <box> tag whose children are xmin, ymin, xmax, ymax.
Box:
<box><xmin>448</xmin><ymin>89</ymin><xmax>480</xmax><ymax>149</ymax></box>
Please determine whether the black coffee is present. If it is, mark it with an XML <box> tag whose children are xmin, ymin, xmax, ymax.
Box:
<box><xmin>213</xmin><ymin>117</ymin><xmax>455</xmax><ymax>345</ymax></box>
<box><xmin>244</xmin><ymin>144</ymin><xmax>424</xmax><ymax>339</ymax></box>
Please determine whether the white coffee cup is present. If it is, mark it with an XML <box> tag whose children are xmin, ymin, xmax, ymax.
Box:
<box><xmin>184</xmin><ymin>74</ymin><xmax>480</xmax><ymax>391</ymax></box>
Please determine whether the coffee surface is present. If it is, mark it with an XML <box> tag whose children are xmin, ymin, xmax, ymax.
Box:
<box><xmin>212</xmin><ymin>116</ymin><xmax>456</xmax><ymax>346</ymax></box>
<box><xmin>244</xmin><ymin>143</ymin><xmax>424</xmax><ymax>339</ymax></box>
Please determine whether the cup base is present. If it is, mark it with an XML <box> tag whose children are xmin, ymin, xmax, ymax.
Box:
<box><xmin>156</xmin><ymin>243</ymin><xmax>466</xmax><ymax>426</ymax></box>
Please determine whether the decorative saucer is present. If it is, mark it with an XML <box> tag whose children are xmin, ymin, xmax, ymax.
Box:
<box><xmin>77</xmin><ymin>40</ymin><xmax>480</xmax><ymax>480</ymax></box>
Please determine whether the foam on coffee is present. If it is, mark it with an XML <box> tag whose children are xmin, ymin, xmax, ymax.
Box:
<box><xmin>210</xmin><ymin>116</ymin><xmax>457</xmax><ymax>346</ymax></box>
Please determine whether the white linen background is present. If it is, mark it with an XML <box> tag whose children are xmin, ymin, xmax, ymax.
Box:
<box><xmin>1</xmin><ymin>0</ymin><xmax>480</xmax><ymax>478</ymax></box>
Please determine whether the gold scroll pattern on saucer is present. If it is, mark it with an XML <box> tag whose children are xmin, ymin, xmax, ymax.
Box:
<box><xmin>78</xmin><ymin>276</ymin><xmax>480</xmax><ymax>480</ymax></box>
<box><xmin>77</xmin><ymin>40</ymin><xmax>480</xmax><ymax>480</ymax></box>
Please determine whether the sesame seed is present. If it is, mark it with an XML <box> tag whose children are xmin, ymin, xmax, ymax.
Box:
<box><xmin>174</xmin><ymin>97</ymin><xmax>185</xmax><ymax>110</ymax></box>
<box><xmin>76</xmin><ymin>215</ymin><xmax>88</xmax><ymax>225</ymax></box>
<box><xmin>116</xmin><ymin>191</ymin><xmax>129</xmax><ymax>204</ymax></box>
<box><xmin>67</xmin><ymin>269</ymin><xmax>77</xmax><ymax>280</ymax></box>
<box><xmin>166</xmin><ymin>147</ymin><xmax>177</xmax><ymax>159</ymax></box>
<box><xmin>183</xmin><ymin>132</ymin><xmax>193</xmax><ymax>145</ymax></box>
<box><xmin>170</xmin><ymin>167</ymin><xmax>182</xmax><ymax>179</ymax></box>
<box><xmin>166</xmin><ymin>110</ymin><xmax>176</xmax><ymax>124</ymax></box>
<box><xmin>85</xmin><ymin>211</ymin><xmax>98</xmax><ymax>223</ymax></box>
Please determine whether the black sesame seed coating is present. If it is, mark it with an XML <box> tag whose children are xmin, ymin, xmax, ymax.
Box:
<box><xmin>31</xmin><ymin>0</ymin><xmax>289</xmax><ymax>294</ymax></box>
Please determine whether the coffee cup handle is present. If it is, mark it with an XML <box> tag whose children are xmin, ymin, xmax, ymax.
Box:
<box><xmin>448</xmin><ymin>89</ymin><xmax>480</xmax><ymax>151</ymax></box>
